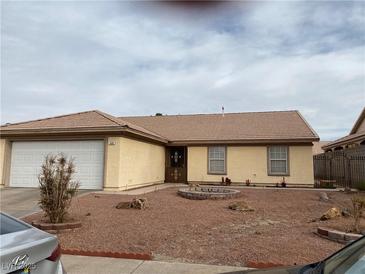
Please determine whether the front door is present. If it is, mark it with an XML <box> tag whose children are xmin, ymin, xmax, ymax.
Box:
<box><xmin>165</xmin><ymin>147</ymin><xmax>187</xmax><ymax>183</ymax></box>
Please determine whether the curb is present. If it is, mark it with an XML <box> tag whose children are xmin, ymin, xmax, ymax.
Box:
<box><xmin>61</xmin><ymin>248</ymin><xmax>153</xmax><ymax>260</ymax></box>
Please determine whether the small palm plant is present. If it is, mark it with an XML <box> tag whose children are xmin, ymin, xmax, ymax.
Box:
<box><xmin>38</xmin><ymin>154</ymin><xmax>79</xmax><ymax>223</ymax></box>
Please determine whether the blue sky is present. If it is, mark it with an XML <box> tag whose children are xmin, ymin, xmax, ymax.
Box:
<box><xmin>1</xmin><ymin>1</ymin><xmax>364</xmax><ymax>140</ymax></box>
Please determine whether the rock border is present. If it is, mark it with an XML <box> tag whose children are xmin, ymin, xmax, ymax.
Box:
<box><xmin>61</xmin><ymin>248</ymin><xmax>152</xmax><ymax>260</ymax></box>
<box><xmin>178</xmin><ymin>187</ymin><xmax>241</xmax><ymax>200</ymax></box>
<box><xmin>316</xmin><ymin>227</ymin><xmax>362</xmax><ymax>244</ymax></box>
<box><xmin>32</xmin><ymin>221</ymin><xmax>82</xmax><ymax>233</ymax></box>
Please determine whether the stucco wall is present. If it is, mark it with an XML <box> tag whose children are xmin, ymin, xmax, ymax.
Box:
<box><xmin>104</xmin><ymin>136</ymin><xmax>165</xmax><ymax>190</ymax></box>
<box><xmin>187</xmin><ymin>145</ymin><xmax>314</xmax><ymax>185</ymax></box>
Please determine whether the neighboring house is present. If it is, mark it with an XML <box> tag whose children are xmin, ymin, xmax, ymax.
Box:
<box><xmin>322</xmin><ymin>107</ymin><xmax>365</xmax><ymax>152</ymax></box>
<box><xmin>0</xmin><ymin>110</ymin><xmax>319</xmax><ymax>190</ymax></box>
<box><xmin>312</xmin><ymin>141</ymin><xmax>330</xmax><ymax>155</ymax></box>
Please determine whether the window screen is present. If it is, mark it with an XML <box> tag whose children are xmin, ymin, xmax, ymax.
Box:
<box><xmin>268</xmin><ymin>146</ymin><xmax>288</xmax><ymax>175</ymax></box>
<box><xmin>208</xmin><ymin>146</ymin><xmax>226</xmax><ymax>174</ymax></box>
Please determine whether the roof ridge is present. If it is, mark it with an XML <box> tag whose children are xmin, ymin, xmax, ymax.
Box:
<box><xmin>93</xmin><ymin>110</ymin><xmax>126</xmax><ymax>127</ymax></box>
<box><xmin>0</xmin><ymin>109</ymin><xmax>99</xmax><ymax>128</ymax></box>
<box><xmin>116</xmin><ymin>117</ymin><xmax>169</xmax><ymax>140</ymax></box>
<box><xmin>92</xmin><ymin>111</ymin><xmax>168</xmax><ymax>140</ymax></box>
<box><xmin>120</xmin><ymin>110</ymin><xmax>298</xmax><ymax>119</ymax></box>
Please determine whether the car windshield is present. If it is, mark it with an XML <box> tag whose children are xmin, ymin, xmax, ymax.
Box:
<box><xmin>323</xmin><ymin>237</ymin><xmax>365</xmax><ymax>274</ymax></box>
<box><xmin>0</xmin><ymin>213</ymin><xmax>30</xmax><ymax>235</ymax></box>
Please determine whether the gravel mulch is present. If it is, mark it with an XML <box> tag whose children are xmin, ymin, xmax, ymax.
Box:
<box><xmin>23</xmin><ymin>188</ymin><xmax>365</xmax><ymax>267</ymax></box>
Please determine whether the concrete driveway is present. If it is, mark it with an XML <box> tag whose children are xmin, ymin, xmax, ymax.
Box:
<box><xmin>0</xmin><ymin>188</ymin><xmax>41</xmax><ymax>218</ymax></box>
<box><xmin>0</xmin><ymin>187</ymin><xmax>92</xmax><ymax>218</ymax></box>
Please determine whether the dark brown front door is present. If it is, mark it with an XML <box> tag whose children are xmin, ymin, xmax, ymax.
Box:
<box><xmin>165</xmin><ymin>147</ymin><xmax>187</xmax><ymax>183</ymax></box>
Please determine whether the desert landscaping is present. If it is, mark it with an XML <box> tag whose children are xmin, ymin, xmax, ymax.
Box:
<box><xmin>22</xmin><ymin>187</ymin><xmax>365</xmax><ymax>267</ymax></box>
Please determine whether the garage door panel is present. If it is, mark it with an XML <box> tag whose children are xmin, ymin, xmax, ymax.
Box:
<box><xmin>10</xmin><ymin>141</ymin><xmax>104</xmax><ymax>189</ymax></box>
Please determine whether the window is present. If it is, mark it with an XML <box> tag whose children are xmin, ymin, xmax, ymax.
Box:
<box><xmin>208</xmin><ymin>146</ymin><xmax>226</xmax><ymax>174</ymax></box>
<box><xmin>268</xmin><ymin>146</ymin><xmax>289</xmax><ymax>175</ymax></box>
<box><xmin>0</xmin><ymin>213</ymin><xmax>30</xmax><ymax>235</ymax></box>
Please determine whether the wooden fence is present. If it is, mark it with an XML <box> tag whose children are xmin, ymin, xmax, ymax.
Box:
<box><xmin>313</xmin><ymin>146</ymin><xmax>365</xmax><ymax>188</ymax></box>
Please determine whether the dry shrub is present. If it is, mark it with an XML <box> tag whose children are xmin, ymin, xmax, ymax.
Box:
<box><xmin>351</xmin><ymin>195</ymin><xmax>365</xmax><ymax>233</ymax></box>
<box><xmin>38</xmin><ymin>154</ymin><xmax>79</xmax><ymax>223</ymax></box>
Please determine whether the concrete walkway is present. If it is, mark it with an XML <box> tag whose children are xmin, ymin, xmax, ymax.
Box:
<box><xmin>95</xmin><ymin>183</ymin><xmax>186</xmax><ymax>196</ymax></box>
<box><xmin>61</xmin><ymin>255</ymin><xmax>249</xmax><ymax>274</ymax></box>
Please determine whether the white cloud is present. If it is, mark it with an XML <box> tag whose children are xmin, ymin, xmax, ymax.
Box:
<box><xmin>1</xmin><ymin>1</ymin><xmax>364</xmax><ymax>140</ymax></box>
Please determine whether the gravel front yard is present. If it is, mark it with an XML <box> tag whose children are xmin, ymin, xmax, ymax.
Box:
<box><xmin>23</xmin><ymin>187</ymin><xmax>365</xmax><ymax>267</ymax></box>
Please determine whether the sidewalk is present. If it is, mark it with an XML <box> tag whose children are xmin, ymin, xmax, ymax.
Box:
<box><xmin>61</xmin><ymin>255</ymin><xmax>249</xmax><ymax>274</ymax></box>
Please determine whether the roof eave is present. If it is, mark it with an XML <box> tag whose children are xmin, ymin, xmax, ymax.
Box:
<box><xmin>168</xmin><ymin>137</ymin><xmax>319</xmax><ymax>146</ymax></box>
<box><xmin>322</xmin><ymin>133</ymin><xmax>365</xmax><ymax>150</ymax></box>
<box><xmin>0</xmin><ymin>126</ymin><xmax>168</xmax><ymax>144</ymax></box>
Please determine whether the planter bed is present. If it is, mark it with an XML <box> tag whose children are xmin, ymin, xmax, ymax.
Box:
<box><xmin>316</xmin><ymin>227</ymin><xmax>363</xmax><ymax>244</ymax></box>
<box><xmin>22</xmin><ymin>188</ymin><xmax>365</xmax><ymax>267</ymax></box>
<box><xmin>32</xmin><ymin>220</ymin><xmax>82</xmax><ymax>232</ymax></box>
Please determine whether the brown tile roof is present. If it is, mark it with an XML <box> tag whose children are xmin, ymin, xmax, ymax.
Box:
<box><xmin>1</xmin><ymin>110</ymin><xmax>117</xmax><ymax>129</ymax></box>
<box><xmin>0</xmin><ymin>110</ymin><xmax>167</xmax><ymax>142</ymax></box>
<box><xmin>121</xmin><ymin>110</ymin><xmax>319</xmax><ymax>143</ymax></box>
<box><xmin>1</xmin><ymin>109</ymin><xmax>318</xmax><ymax>144</ymax></box>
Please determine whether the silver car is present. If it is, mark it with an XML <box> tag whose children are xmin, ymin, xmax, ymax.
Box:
<box><xmin>0</xmin><ymin>212</ymin><xmax>65</xmax><ymax>274</ymax></box>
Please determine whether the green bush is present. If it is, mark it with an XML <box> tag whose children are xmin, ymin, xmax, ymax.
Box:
<box><xmin>38</xmin><ymin>154</ymin><xmax>79</xmax><ymax>223</ymax></box>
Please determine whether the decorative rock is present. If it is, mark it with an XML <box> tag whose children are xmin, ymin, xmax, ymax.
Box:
<box><xmin>319</xmin><ymin>192</ymin><xmax>329</xmax><ymax>202</ymax></box>
<box><xmin>130</xmin><ymin>198</ymin><xmax>147</xmax><ymax>210</ymax></box>
<box><xmin>320</xmin><ymin>207</ymin><xmax>341</xmax><ymax>220</ymax></box>
<box><xmin>228</xmin><ymin>201</ymin><xmax>254</xmax><ymax>212</ymax></box>
<box><xmin>116</xmin><ymin>201</ymin><xmax>131</xmax><ymax>209</ymax></box>
<box><xmin>116</xmin><ymin>198</ymin><xmax>147</xmax><ymax>210</ymax></box>
<box><xmin>341</xmin><ymin>208</ymin><xmax>351</xmax><ymax>218</ymax></box>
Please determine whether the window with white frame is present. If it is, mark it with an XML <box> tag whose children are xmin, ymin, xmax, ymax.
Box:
<box><xmin>208</xmin><ymin>146</ymin><xmax>226</xmax><ymax>174</ymax></box>
<box><xmin>268</xmin><ymin>146</ymin><xmax>289</xmax><ymax>175</ymax></box>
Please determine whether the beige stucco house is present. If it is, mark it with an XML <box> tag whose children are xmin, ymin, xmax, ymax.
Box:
<box><xmin>322</xmin><ymin>107</ymin><xmax>365</xmax><ymax>152</ymax></box>
<box><xmin>0</xmin><ymin>110</ymin><xmax>319</xmax><ymax>190</ymax></box>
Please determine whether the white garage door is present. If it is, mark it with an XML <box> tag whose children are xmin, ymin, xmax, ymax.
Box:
<box><xmin>10</xmin><ymin>140</ymin><xmax>104</xmax><ymax>189</ymax></box>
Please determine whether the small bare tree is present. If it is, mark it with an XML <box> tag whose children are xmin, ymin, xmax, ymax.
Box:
<box><xmin>351</xmin><ymin>195</ymin><xmax>365</xmax><ymax>233</ymax></box>
<box><xmin>38</xmin><ymin>154</ymin><xmax>79</xmax><ymax>223</ymax></box>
